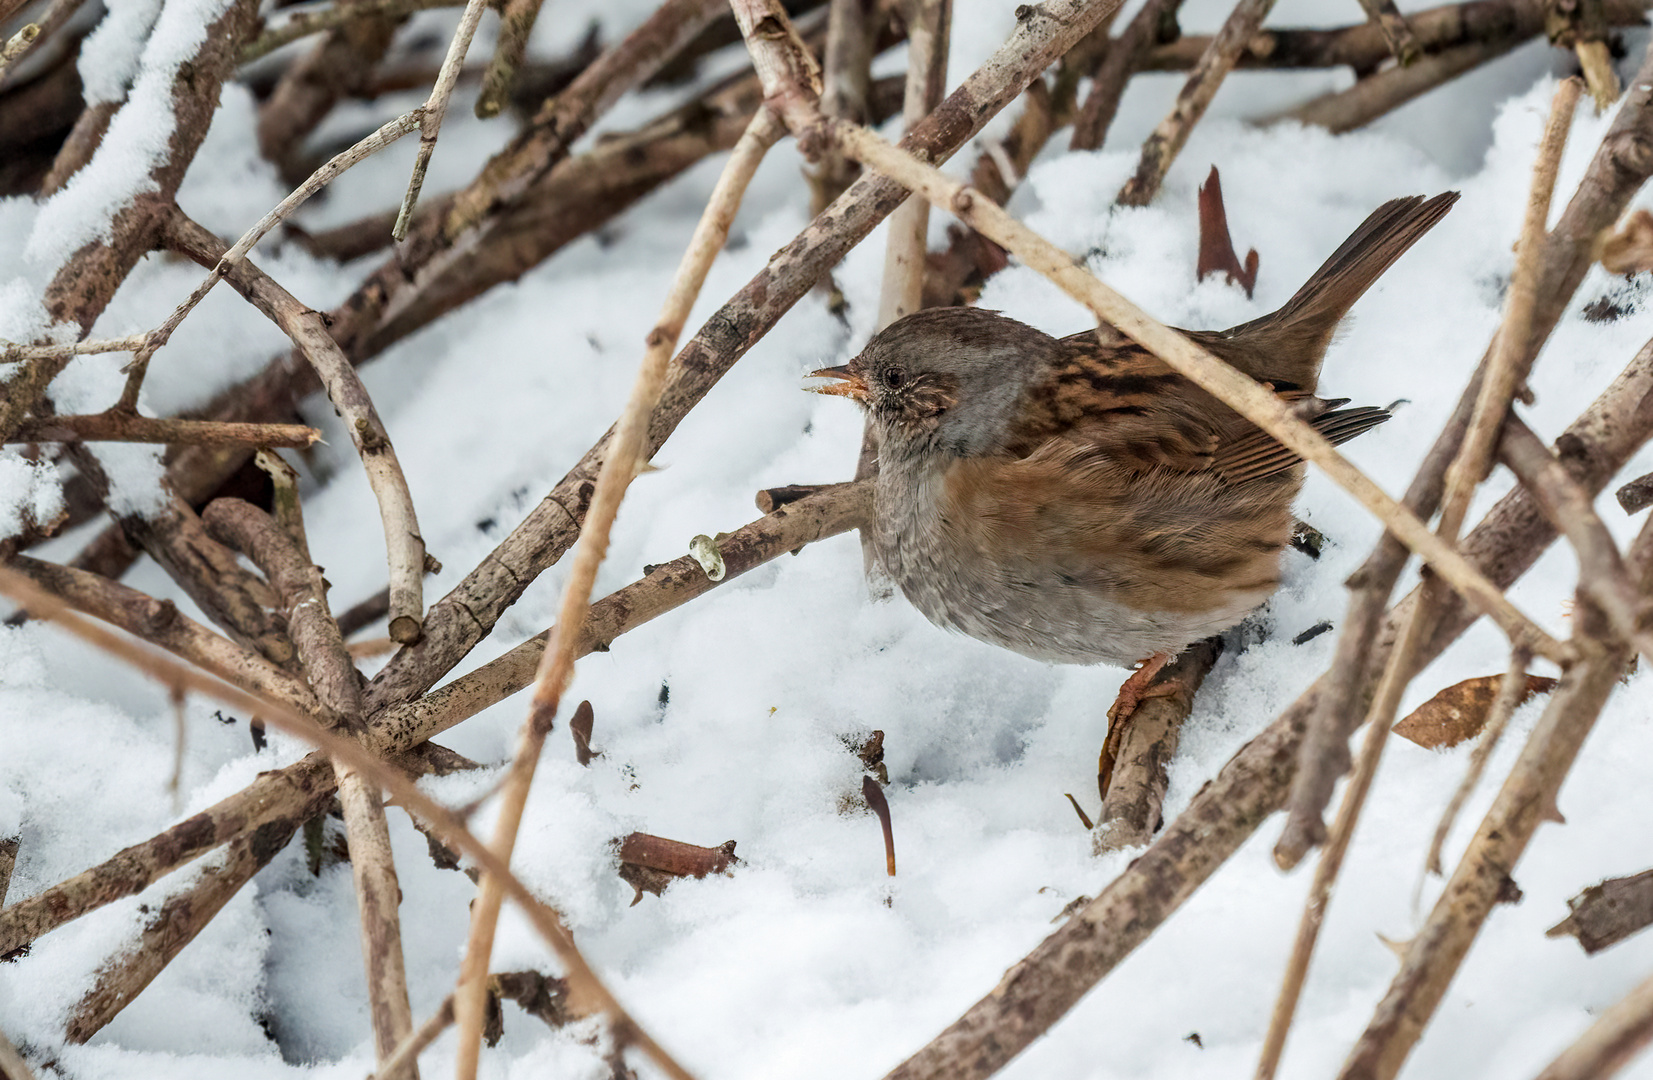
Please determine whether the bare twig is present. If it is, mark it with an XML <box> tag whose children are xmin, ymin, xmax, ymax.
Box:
<box><xmin>876</xmin><ymin>0</ymin><xmax>950</xmax><ymax>328</ymax></box>
<box><xmin>369</xmin><ymin>996</ymin><xmax>456</xmax><ymax>1080</ymax></box>
<box><xmin>239</xmin><ymin>0</ymin><xmax>460</xmax><ymax>62</ymax></box>
<box><xmin>1420</xmin><ymin>655</ymin><xmax>1536</xmax><ymax>890</ymax></box>
<box><xmin>1116</xmin><ymin>0</ymin><xmax>1277</xmax><ymax>206</ymax></box>
<box><xmin>392</xmin><ymin>0</ymin><xmax>489</xmax><ymax>238</ymax></box>
<box><xmin>164</xmin><ymin>210</ymin><xmax>429</xmax><ymax>645</ymax></box>
<box><xmin>65</xmin><ymin>823</ymin><xmax>300</xmax><ymax>1042</ymax></box>
<box><xmin>1093</xmin><ymin>638</ymin><xmax>1221</xmax><ymax>853</ymax></box>
<box><xmin>474</xmin><ymin>0</ymin><xmax>548</xmax><ymax>117</ymax></box>
<box><xmin>1070</xmin><ymin>0</ymin><xmax>1181</xmax><ymax>151</ymax></box>
<box><xmin>1501</xmin><ymin>417</ymin><xmax>1653</xmax><ymax>662</ymax></box>
<box><xmin>1532</xmin><ymin>967</ymin><xmax>1653</xmax><ymax>1080</ymax></box>
<box><xmin>7</xmin><ymin>413</ymin><xmax>319</xmax><ymax>447</ymax></box>
<box><xmin>812</xmin><ymin>0</ymin><xmax>876</xmax><ymax>213</ymax></box>
<box><xmin>0</xmin><ymin>0</ymin><xmax>260</xmax><ymax>443</ymax></box>
<box><xmin>448</xmin><ymin>105</ymin><xmax>785</xmax><ymax>1080</ymax></box>
<box><xmin>201</xmin><ymin>500</ymin><xmax>416</xmax><ymax>1073</ymax></box>
<box><xmin>1277</xmin><ymin>35</ymin><xmax>1524</xmax><ymax>133</ymax></box>
<box><xmin>0</xmin><ymin>22</ymin><xmax>39</xmax><ymax>80</ymax></box>
<box><xmin>1356</xmin><ymin>0</ymin><xmax>1421</xmax><ymax>63</ymax></box>
<box><xmin>1441</xmin><ymin>77</ymin><xmax>1583</xmax><ymax>536</ymax></box>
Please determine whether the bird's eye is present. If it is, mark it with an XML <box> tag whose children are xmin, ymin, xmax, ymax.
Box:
<box><xmin>886</xmin><ymin>369</ymin><xmax>905</xmax><ymax>388</ymax></box>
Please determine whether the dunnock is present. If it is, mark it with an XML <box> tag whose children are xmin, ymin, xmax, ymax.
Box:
<box><xmin>809</xmin><ymin>192</ymin><xmax>1458</xmax><ymax>720</ymax></box>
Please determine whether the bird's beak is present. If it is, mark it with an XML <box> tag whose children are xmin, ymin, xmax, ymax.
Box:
<box><xmin>805</xmin><ymin>365</ymin><xmax>869</xmax><ymax>402</ymax></box>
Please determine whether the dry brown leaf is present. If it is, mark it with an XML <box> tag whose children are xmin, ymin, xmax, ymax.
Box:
<box><xmin>1393</xmin><ymin>673</ymin><xmax>1558</xmax><ymax>749</ymax></box>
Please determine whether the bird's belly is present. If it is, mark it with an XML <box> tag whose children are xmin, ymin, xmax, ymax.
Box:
<box><xmin>894</xmin><ymin>562</ymin><xmax>1264</xmax><ymax>666</ymax></box>
<box><xmin>875</xmin><ymin>503</ymin><xmax>1274</xmax><ymax>666</ymax></box>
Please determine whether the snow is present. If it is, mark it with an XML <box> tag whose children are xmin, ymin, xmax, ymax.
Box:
<box><xmin>4</xmin><ymin>0</ymin><xmax>1653</xmax><ymax>1078</ymax></box>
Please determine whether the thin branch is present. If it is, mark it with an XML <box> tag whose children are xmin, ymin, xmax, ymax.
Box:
<box><xmin>449</xmin><ymin>104</ymin><xmax>786</xmax><ymax>1080</ymax></box>
<box><xmin>1532</xmin><ymin>967</ymin><xmax>1653</xmax><ymax>1080</ymax></box>
<box><xmin>65</xmin><ymin>823</ymin><xmax>299</xmax><ymax>1043</ymax></box>
<box><xmin>0</xmin><ymin>0</ymin><xmax>261</xmax><ymax>443</ymax></box>
<box><xmin>1442</xmin><ymin>78</ymin><xmax>1582</xmax><ymax>538</ymax></box>
<box><xmin>1356</xmin><ymin>0</ymin><xmax>1421</xmax><ymax>64</ymax></box>
<box><xmin>164</xmin><ymin>210</ymin><xmax>429</xmax><ymax>645</ymax></box>
<box><xmin>1422</xmin><ymin>647</ymin><xmax>1532</xmax><ymax>878</ymax></box>
<box><xmin>875</xmin><ymin>0</ymin><xmax>950</xmax><ymax>328</ymax></box>
<box><xmin>4</xmin><ymin>553</ymin><xmax>322</xmax><ymax>718</ymax></box>
<box><xmin>1274</xmin><ymin>35</ymin><xmax>1524</xmax><ymax>133</ymax></box>
<box><xmin>240</xmin><ymin>0</ymin><xmax>460</xmax><ymax>62</ymax></box>
<box><xmin>1116</xmin><ymin>0</ymin><xmax>1277</xmax><ymax>206</ymax></box>
<box><xmin>811</xmin><ymin>0</ymin><xmax>877</xmax><ymax>214</ymax></box>
<box><xmin>391</xmin><ymin>0</ymin><xmax>489</xmax><ymax>238</ymax></box>
<box><xmin>473</xmin><ymin>0</ymin><xmax>548</xmax><ymax>118</ymax></box>
<box><xmin>139</xmin><ymin>108</ymin><xmax>424</xmax><ymax>368</ymax></box>
<box><xmin>369</xmin><ymin>996</ymin><xmax>455</xmax><ymax>1080</ymax></box>
<box><xmin>7</xmin><ymin>413</ymin><xmax>319</xmax><ymax>447</ymax></box>
<box><xmin>1501</xmin><ymin>417</ymin><xmax>1653</xmax><ymax>662</ymax></box>
<box><xmin>0</xmin><ymin>22</ymin><xmax>39</xmax><ymax>79</ymax></box>
<box><xmin>1093</xmin><ymin>637</ymin><xmax>1221</xmax><ymax>852</ymax></box>
<box><xmin>0</xmin><ymin>567</ymin><xmax>698</xmax><ymax>1080</ymax></box>
<box><xmin>200</xmin><ymin>500</ymin><xmax>416</xmax><ymax>1072</ymax></box>
<box><xmin>1070</xmin><ymin>0</ymin><xmax>1172</xmax><ymax>151</ymax></box>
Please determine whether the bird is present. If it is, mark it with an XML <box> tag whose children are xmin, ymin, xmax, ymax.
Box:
<box><xmin>807</xmin><ymin>192</ymin><xmax>1459</xmax><ymax>733</ymax></box>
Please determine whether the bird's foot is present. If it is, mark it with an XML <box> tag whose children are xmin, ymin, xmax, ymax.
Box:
<box><xmin>1098</xmin><ymin>653</ymin><xmax>1177</xmax><ymax>799</ymax></box>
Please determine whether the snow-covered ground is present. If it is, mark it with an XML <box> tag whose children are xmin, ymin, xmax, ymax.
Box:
<box><xmin>3</xmin><ymin>0</ymin><xmax>1653</xmax><ymax>1077</ymax></box>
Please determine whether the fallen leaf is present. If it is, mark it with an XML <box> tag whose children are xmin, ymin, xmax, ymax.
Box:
<box><xmin>1393</xmin><ymin>674</ymin><xmax>1558</xmax><ymax>749</ymax></box>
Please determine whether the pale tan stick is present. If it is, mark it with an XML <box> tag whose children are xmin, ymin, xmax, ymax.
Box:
<box><xmin>7</xmin><ymin>414</ymin><xmax>319</xmax><ymax>447</ymax></box>
<box><xmin>875</xmin><ymin>0</ymin><xmax>950</xmax><ymax>329</ymax></box>
<box><xmin>447</xmin><ymin>106</ymin><xmax>785</xmax><ymax>1080</ymax></box>
<box><xmin>392</xmin><ymin>0</ymin><xmax>491</xmax><ymax>239</ymax></box>
<box><xmin>1255</xmin><ymin>588</ymin><xmax>1435</xmax><ymax>1080</ymax></box>
<box><xmin>1116</xmin><ymin>0</ymin><xmax>1277</xmax><ymax>206</ymax></box>
<box><xmin>0</xmin><ymin>567</ymin><xmax>698</xmax><ymax>1080</ymax></box>
<box><xmin>1532</xmin><ymin>966</ymin><xmax>1653</xmax><ymax>1080</ymax></box>
<box><xmin>1439</xmin><ymin>76</ymin><xmax>1582</xmax><ymax>539</ymax></box>
<box><xmin>741</xmin><ymin>70</ymin><xmax>1570</xmax><ymax>662</ymax></box>
<box><xmin>241</xmin><ymin>0</ymin><xmax>462</xmax><ymax>62</ymax></box>
<box><xmin>369</xmin><ymin>996</ymin><xmax>455</xmax><ymax>1080</ymax></box>
<box><xmin>0</xmin><ymin>1026</ymin><xmax>38</xmax><ymax>1080</ymax></box>
<box><xmin>1576</xmin><ymin>40</ymin><xmax>1620</xmax><ymax>112</ymax></box>
<box><xmin>164</xmin><ymin>211</ymin><xmax>429</xmax><ymax>645</ymax></box>
<box><xmin>1422</xmin><ymin>648</ymin><xmax>1531</xmax><ymax>879</ymax></box>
